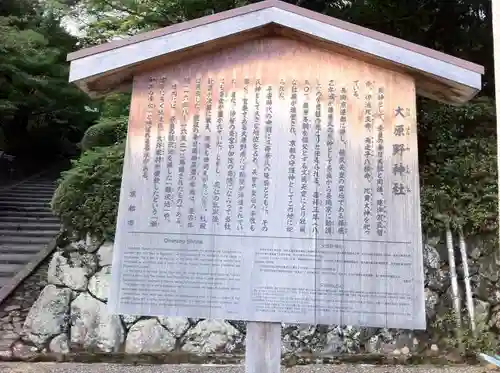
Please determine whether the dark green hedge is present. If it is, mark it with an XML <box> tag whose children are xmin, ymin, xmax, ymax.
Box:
<box><xmin>51</xmin><ymin>143</ymin><xmax>124</xmax><ymax>240</ymax></box>
<box><xmin>80</xmin><ymin>116</ymin><xmax>128</xmax><ymax>152</ymax></box>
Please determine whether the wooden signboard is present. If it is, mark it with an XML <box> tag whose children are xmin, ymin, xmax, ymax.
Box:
<box><xmin>67</xmin><ymin>2</ymin><xmax>483</xmax><ymax>371</ymax></box>
<box><xmin>108</xmin><ymin>37</ymin><xmax>425</xmax><ymax>330</ymax></box>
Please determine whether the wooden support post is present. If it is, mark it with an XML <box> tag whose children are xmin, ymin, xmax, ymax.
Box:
<box><xmin>245</xmin><ymin>322</ymin><xmax>281</xmax><ymax>373</ymax></box>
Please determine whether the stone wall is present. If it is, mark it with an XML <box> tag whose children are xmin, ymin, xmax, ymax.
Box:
<box><xmin>3</xmin><ymin>236</ymin><xmax>499</xmax><ymax>358</ymax></box>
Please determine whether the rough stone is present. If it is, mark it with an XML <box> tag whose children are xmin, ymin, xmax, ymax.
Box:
<box><xmin>12</xmin><ymin>341</ymin><xmax>37</xmax><ymax>358</ymax></box>
<box><xmin>328</xmin><ymin>326</ymin><xmax>360</xmax><ymax>354</ymax></box>
<box><xmin>425</xmin><ymin>289</ymin><xmax>439</xmax><ymax>319</ymax></box>
<box><xmin>1</xmin><ymin>331</ymin><xmax>19</xmax><ymax>340</ymax></box>
<box><xmin>13</xmin><ymin>322</ymin><xmax>23</xmax><ymax>334</ymax></box>
<box><xmin>478</xmin><ymin>256</ymin><xmax>500</xmax><ymax>283</ymax></box>
<box><xmin>323</xmin><ymin>332</ymin><xmax>343</xmax><ymax>354</ymax></box>
<box><xmin>0</xmin><ymin>337</ymin><xmax>16</xmax><ymax>350</ymax></box>
<box><xmin>121</xmin><ymin>315</ymin><xmax>141</xmax><ymax>326</ymax></box>
<box><xmin>462</xmin><ymin>260</ymin><xmax>480</xmax><ymax>277</ymax></box>
<box><xmin>75</xmin><ymin>252</ymin><xmax>97</xmax><ymax>271</ymax></box>
<box><xmin>488</xmin><ymin>289</ymin><xmax>500</xmax><ymax>306</ymax></box>
<box><xmin>49</xmin><ymin>334</ymin><xmax>70</xmax><ymax>353</ymax></box>
<box><xmin>0</xmin><ymin>350</ymin><xmax>12</xmax><ymax>358</ymax></box>
<box><xmin>423</xmin><ymin>244</ymin><xmax>440</xmax><ymax>270</ymax></box>
<box><xmin>426</xmin><ymin>268</ymin><xmax>450</xmax><ymax>292</ymax></box>
<box><xmin>64</xmin><ymin>239</ymin><xmax>87</xmax><ymax>252</ymax></box>
<box><xmin>474</xmin><ymin>299</ymin><xmax>491</xmax><ymax>325</ymax></box>
<box><xmin>365</xmin><ymin>335</ymin><xmax>380</xmax><ymax>353</ymax></box>
<box><xmin>4</xmin><ymin>305</ymin><xmax>21</xmax><ymax>312</ymax></box>
<box><xmin>125</xmin><ymin>319</ymin><xmax>176</xmax><ymax>353</ymax></box>
<box><xmin>401</xmin><ymin>346</ymin><xmax>410</xmax><ymax>355</ymax></box>
<box><xmin>85</xmin><ymin>234</ymin><xmax>103</xmax><ymax>253</ymax></box>
<box><xmin>182</xmin><ymin>320</ymin><xmax>240</xmax><ymax>354</ymax></box>
<box><xmin>282</xmin><ymin>325</ymin><xmax>328</xmax><ymax>354</ymax></box>
<box><xmin>48</xmin><ymin>251</ymin><xmax>96</xmax><ymax>291</ymax></box>
<box><xmin>469</xmin><ymin>246</ymin><xmax>482</xmax><ymax>260</ymax></box>
<box><xmin>96</xmin><ymin>242</ymin><xmax>113</xmax><ymax>267</ymax></box>
<box><xmin>88</xmin><ymin>266</ymin><xmax>111</xmax><ymax>302</ymax></box>
<box><xmin>158</xmin><ymin>317</ymin><xmax>190</xmax><ymax>338</ymax></box>
<box><xmin>70</xmin><ymin>293</ymin><xmax>124</xmax><ymax>352</ymax></box>
<box><xmin>23</xmin><ymin>285</ymin><xmax>71</xmax><ymax>346</ymax></box>
<box><xmin>489</xmin><ymin>310</ymin><xmax>500</xmax><ymax>329</ymax></box>
<box><xmin>47</xmin><ymin>252</ymin><xmax>64</xmax><ymax>286</ymax></box>
<box><xmin>440</xmin><ymin>284</ymin><xmax>463</xmax><ymax>310</ymax></box>
<box><xmin>474</xmin><ymin>277</ymin><xmax>500</xmax><ymax>305</ymax></box>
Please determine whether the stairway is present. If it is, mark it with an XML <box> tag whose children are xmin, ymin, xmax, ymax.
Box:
<box><xmin>0</xmin><ymin>175</ymin><xmax>60</xmax><ymax>291</ymax></box>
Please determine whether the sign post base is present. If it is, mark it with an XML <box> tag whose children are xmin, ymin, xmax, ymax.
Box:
<box><xmin>245</xmin><ymin>322</ymin><xmax>281</xmax><ymax>373</ymax></box>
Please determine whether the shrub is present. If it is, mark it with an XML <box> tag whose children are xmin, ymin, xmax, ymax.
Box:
<box><xmin>80</xmin><ymin>116</ymin><xmax>128</xmax><ymax>151</ymax></box>
<box><xmin>51</xmin><ymin>143</ymin><xmax>124</xmax><ymax>240</ymax></box>
<box><xmin>432</xmin><ymin>309</ymin><xmax>497</xmax><ymax>355</ymax></box>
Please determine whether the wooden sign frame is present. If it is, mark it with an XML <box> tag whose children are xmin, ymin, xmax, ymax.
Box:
<box><xmin>67</xmin><ymin>2</ymin><xmax>484</xmax><ymax>372</ymax></box>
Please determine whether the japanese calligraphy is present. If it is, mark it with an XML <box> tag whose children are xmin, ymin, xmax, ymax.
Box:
<box><xmin>237</xmin><ymin>78</ymin><xmax>249</xmax><ymax>231</ymax></box>
<box><xmin>287</xmin><ymin>79</ymin><xmax>298</xmax><ymax>233</ymax></box>
<box><xmin>376</xmin><ymin>86</ymin><xmax>387</xmax><ymax>236</ymax></box>
<box><xmin>250</xmin><ymin>79</ymin><xmax>262</xmax><ymax>231</ymax></box>
<box><xmin>150</xmin><ymin>75</ymin><xmax>166</xmax><ymax>227</ymax></box>
<box><xmin>163</xmin><ymin>82</ymin><xmax>177</xmax><ymax>223</ymax></box>
<box><xmin>299</xmin><ymin>81</ymin><xmax>310</xmax><ymax>233</ymax></box>
<box><xmin>224</xmin><ymin>88</ymin><xmax>237</xmax><ymax>231</ymax></box>
<box><xmin>337</xmin><ymin>87</ymin><xmax>348</xmax><ymax>235</ymax></box>
<box><xmin>325</xmin><ymin>79</ymin><xmax>335</xmax><ymax>235</ymax></box>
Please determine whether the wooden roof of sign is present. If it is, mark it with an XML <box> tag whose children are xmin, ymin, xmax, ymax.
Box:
<box><xmin>67</xmin><ymin>0</ymin><xmax>484</xmax><ymax>104</ymax></box>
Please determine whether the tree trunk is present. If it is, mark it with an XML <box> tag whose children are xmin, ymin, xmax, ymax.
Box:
<box><xmin>458</xmin><ymin>227</ymin><xmax>475</xmax><ymax>332</ymax></box>
<box><xmin>446</xmin><ymin>225</ymin><xmax>461</xmax><ymax>327</ymax></box>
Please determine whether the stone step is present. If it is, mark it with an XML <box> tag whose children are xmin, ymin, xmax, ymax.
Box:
<box><xmin>0</xmin><ymin>229</ymin><xmax>57</xmax><ymax>238</ymax></box>
<box><xmin>0</xmin><ymin>253</ymin><xmax>33</xmax><ymax>264</ymax></box>
<box><xmin>0</xmin><ymin>222</ymin><xmax>60</xmax><ymax>230</ymax></box>
<box><xmin>0</xmin><ymin>206</ymin><xmax>53</xmax><ymax>214</ymax></box>
<box><xmin>10</xmin><ymin>184</ymin><xmax>55</xmax><ymax>190</ymax></box>
<box><xmin>0</xmin><ymin>235</ymin><xmax>53</xmax><ymax>245</ymax></box>
<box><xmin>0</xmin><ymin>194</ymin><xmax>54</xmax><ymax>202</ymax></box>
<box><xmin>0</xmin><ymin>200</ymin><xmax>50</xmax><ymax>207</ymax></box>
<box><xmin>6</xmin><ymin>190</ymin><xmax>55</xmax><ymax>197</ymax></box>
<box><xmin>0</xmin><ymin>275</ymin><xmax>11</xmax><ymax>287</ymax></box>
<box><xmin>0</xmin><ymin>195</ymin><xmax>54</xmax><ymax>202</ymax></box>
<box><xmin>0</xmin><ymin>263</ymin><xmax>23</xmax><ymax>276</ymax></box>
<box><xmin>0</xmin><ymin>189</ymin><xmax>55</xmax><ymax>195</ymax></box>
<box><xmin>0</xmin><ymin>244</ymin><xmax>46</xmax><ymax>254</ymax></box>
<box><xmin>14</xmin><ymin>180</ymin><xmax>55</xmax><ymax>186</ymax></box>
<box><xmin>0</xmin><ymin>215</ymin><xmax>59</xmax><ymax>223</ymax></box>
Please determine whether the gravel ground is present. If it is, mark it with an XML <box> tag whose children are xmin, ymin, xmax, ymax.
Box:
<box><xmin>0</xmin><ymin>260</ymin><xmax>49</xmax><ymax>356</ymax></box>
<box><xmin>0</xmin><ymin>364</ymin><xmax>493</xmax><ymax>373</ymax></box>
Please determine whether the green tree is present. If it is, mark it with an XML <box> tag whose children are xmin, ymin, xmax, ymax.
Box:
<box><xmin>0</xmin><ymin>1</ymin><xmax>98</xmax><ymax>159</ymax></box>
<box><xmin>53</xmin><ymin>0</ymin><xmax>497</xmax><ymax>239</ymax></box>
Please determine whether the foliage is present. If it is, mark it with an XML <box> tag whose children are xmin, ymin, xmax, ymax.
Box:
<box><xmin>80</xmin><ymin>115</ymin><xmax>128</xmax><ymax>151</ymax></box>
<box><xmin>0</xmin><ymin>0</ymin><xmax>98</xmax><ymax>158</ymax></box>
<box><xmin>50</xmin><ymin>0</ymin><xmax>496</xmax><ymax>240</ymax></box>
<box><xmin>97</xmin><ymin>92</ymin><xmax>131</xmax><ymax>118</ymax></box>
<box><xmin>56</xmin><ymin>0</ymin><xmax>492</xmax><ymax>94</ymax></box>
<box><xmin>419</xmin><ymin>98</ymin><xmax>497</xmax><ymax>235</ymax></box>
<box><xmin>432</xmin><ymin>309</ymin><xmax>497</xmax><ymax>355</ymax></box>
<box><xmin>51</xmin><ymin>143</ymin><xmax>124</xmax><ymax>240</ymax></box>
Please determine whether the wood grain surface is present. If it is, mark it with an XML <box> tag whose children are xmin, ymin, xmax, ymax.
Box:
<box><xmin>109</xmin><ymin>37</ymin><xmax>425</xmax><ymax>330</ymax></box>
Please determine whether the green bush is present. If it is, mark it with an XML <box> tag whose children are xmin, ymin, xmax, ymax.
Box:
<box><xmin>80</xmin><ymin>116</ymin><xmax>128</xmax><ymax>151</ymax></box>
<box><xmin>51</xmin><ymin>143</ymin><xmax>124</xmax><ymax>240</ymax></box>
<box><xmin>432</xmin><ymin>309</ymin><xmax>497</xmax><ymax>355</ymax></box>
